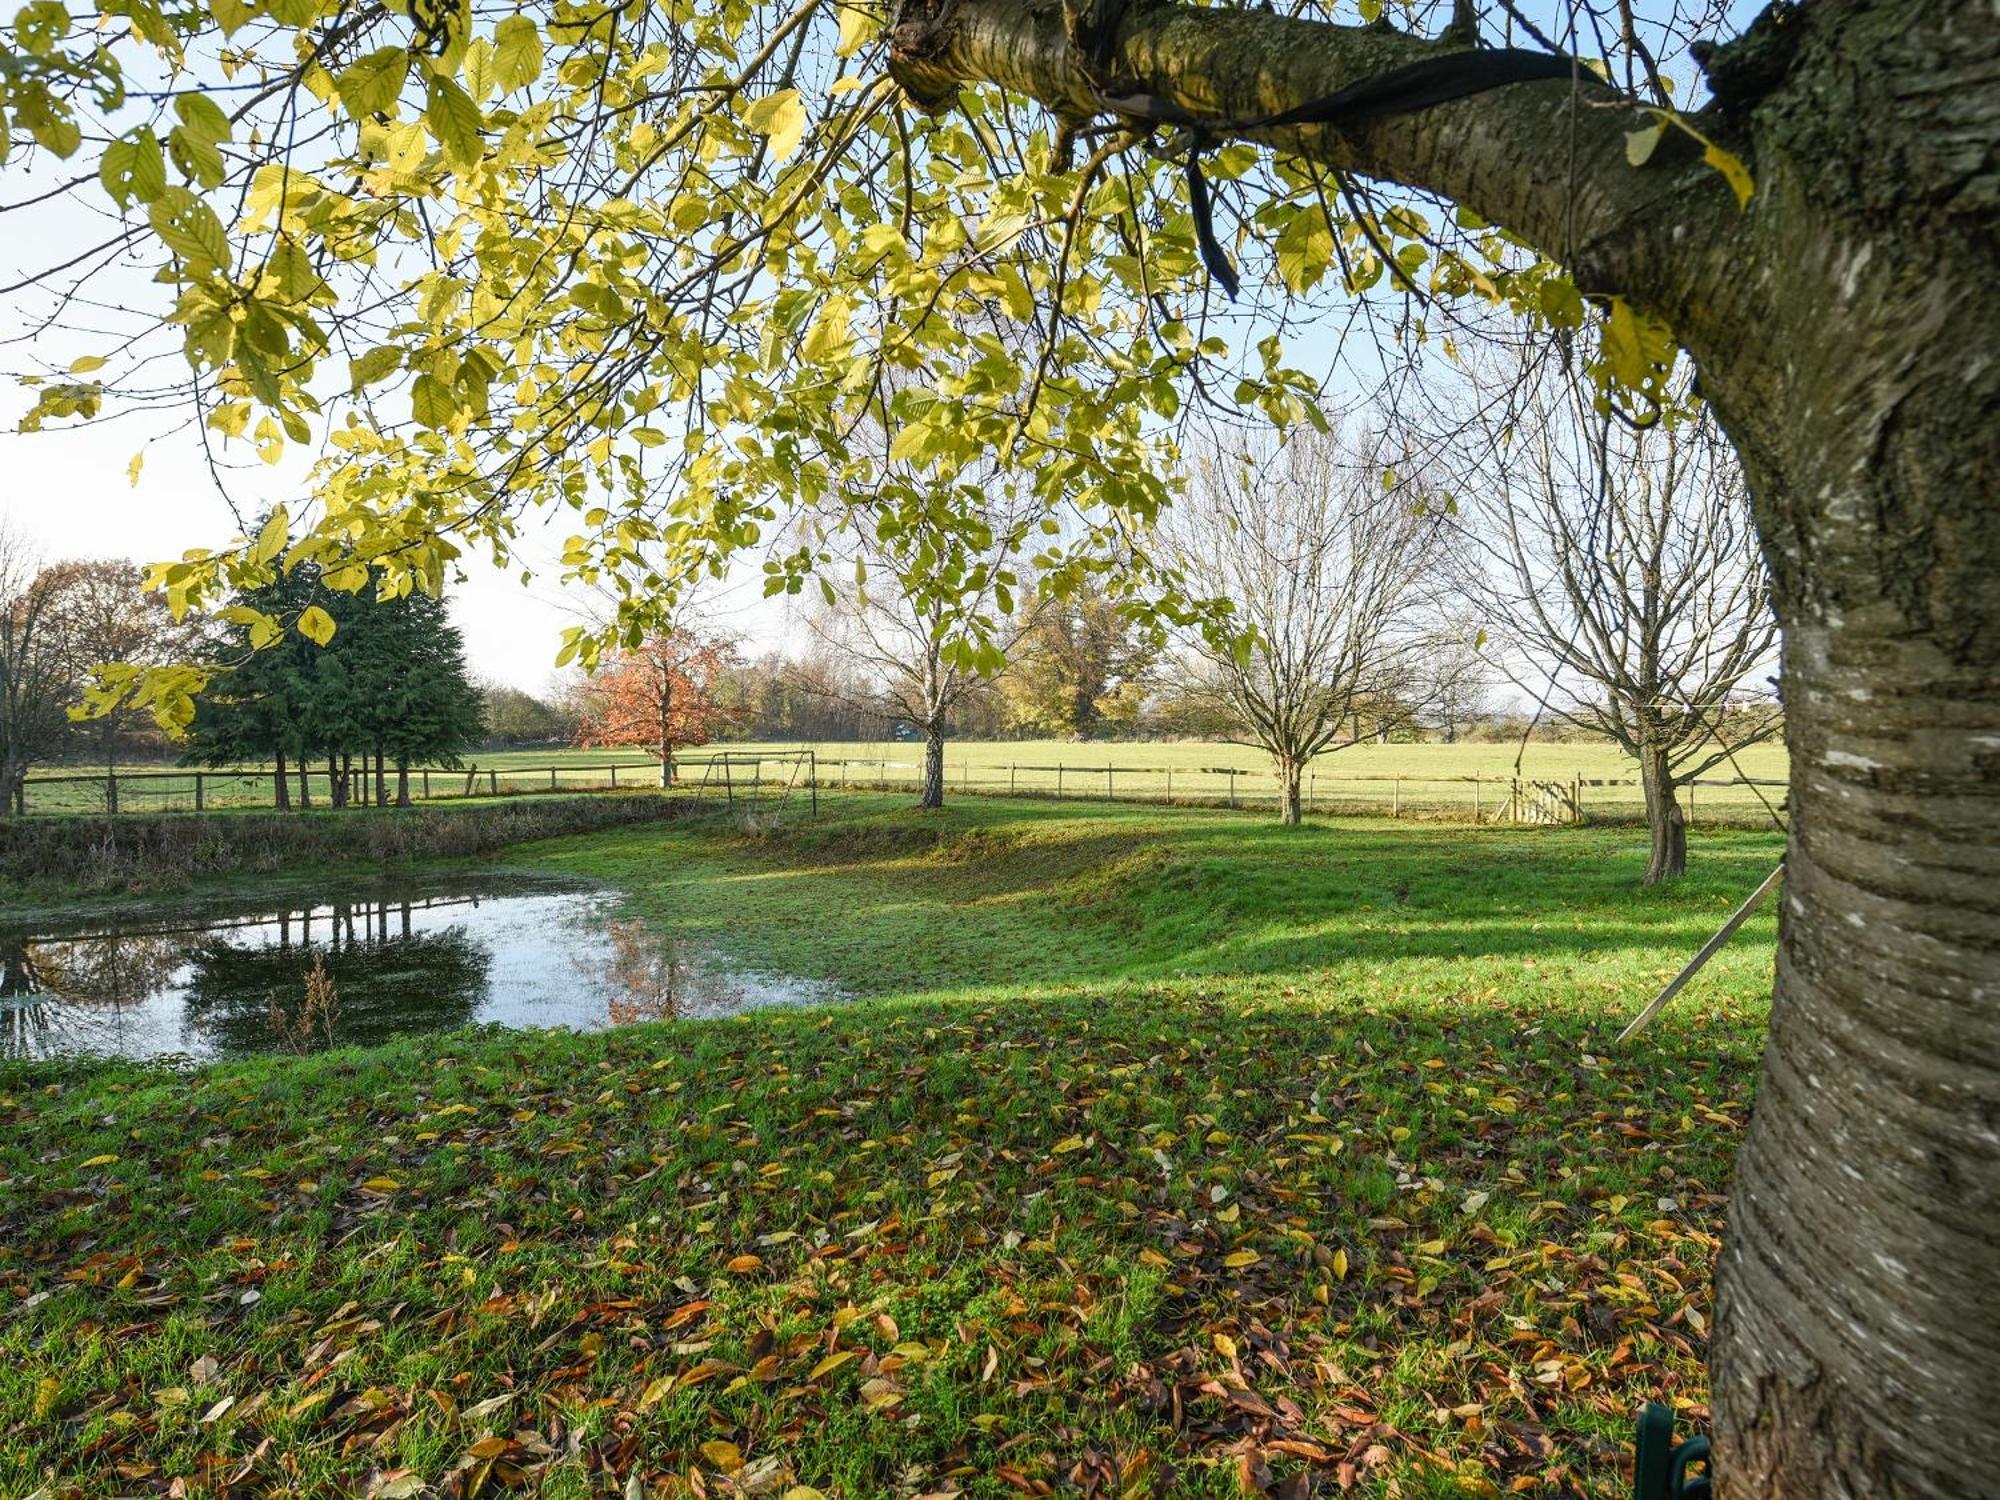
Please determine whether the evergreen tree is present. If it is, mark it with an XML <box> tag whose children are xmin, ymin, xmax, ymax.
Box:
<box><xmin>184</xmin><ymin>565</ymin><xmax>483</xmax><ymax>809</ymax></box>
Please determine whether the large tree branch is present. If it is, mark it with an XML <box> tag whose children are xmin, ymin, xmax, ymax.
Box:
<box><xmin>889</xmin><ymin>0</ymin><xmax>1745</xmax><ymax>322</ymax></box>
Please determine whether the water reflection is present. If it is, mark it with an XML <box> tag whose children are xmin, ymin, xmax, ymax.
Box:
<box><xmin>0</xmin><ymin>883</ymin><xmax>843</xmax><ymax>1062</ymax></box>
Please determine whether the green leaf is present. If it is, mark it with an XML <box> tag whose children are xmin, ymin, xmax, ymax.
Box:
<box><xmin>492</xmin><ymin>16</ymin><xmax>543</xmax><ymax>92</ymax></box>
<box><xmin>1624</xmin><ymin>121</ymin><xmax>1667</xmax><ymax>167</ymax></box>
<box><xmin>348</xmin><ymin>346</ymin><xmax>403</xmax><ymax>392</ymax></box>
<box><xmin>174</xmin><ymin>93</ymin><xmax>232</xmax><ymax>145</ymax></box>
<box><xmin>148</xmin><ymin>191</ymin><xmax>232</xmax><ymax>274</ymax></box>
<box><xmin>426</xmin><ymin>74</ymin><xmax>485</xmax><ymax>168</ymax></box>
<box><xmin>337</xmin><ymin>47</ymin><xmax>408</xmax><ymax>119</ymax></box>
<box><xmin>411</xmin><ymin>372</ymin><xmax>458</xmax><ymax>428</ymax></box>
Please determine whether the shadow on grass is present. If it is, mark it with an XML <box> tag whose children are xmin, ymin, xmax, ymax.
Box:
<box><xmin>528</xmin><ymin>794</ymin><xmax>1785</xmax><ymax>1009</ymax></box>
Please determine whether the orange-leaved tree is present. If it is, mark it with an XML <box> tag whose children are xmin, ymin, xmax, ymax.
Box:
<box><xmin>572</xmin><ymin>633</ymin><xmax>739</xmax><ymax>786</ymax></box>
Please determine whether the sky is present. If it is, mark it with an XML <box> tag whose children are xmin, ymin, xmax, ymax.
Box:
<box><xmin>0</xmin><ymin>408</ymin><xmax>800</xmax><ymax>692</ymax></box>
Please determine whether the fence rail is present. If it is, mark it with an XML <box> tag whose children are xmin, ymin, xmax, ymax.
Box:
<box><xmin>12</xmin><ymin>754</ymin><xmax>1787</xmax><ymax>827</ymax></box>
<box><xmin>803</xmin><ymin>758</ymin><xmax>1785</xmax><ymax>826</ymax></box>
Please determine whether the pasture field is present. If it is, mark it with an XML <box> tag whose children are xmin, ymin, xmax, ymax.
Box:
<box><xmin>0</xmin><ymin>796</ymin><xmax>1778</xmax><ymax>1497</ymax></box>
<box><xmin>19</xmin><ymin>736</ymin><xmax>1789</xmax><ymax>822</ymax></box>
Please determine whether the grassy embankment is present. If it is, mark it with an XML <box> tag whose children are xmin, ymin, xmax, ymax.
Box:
<box><xmin>0</xmin><ymin>796</ymin><xmax>1781</xmax><ymax>1497</ymax></box>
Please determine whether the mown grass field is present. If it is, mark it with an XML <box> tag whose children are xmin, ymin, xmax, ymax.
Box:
<box><xmin>20</xmin><ymin>736</ymin><xmax>1789</xmax><ymax>822</ymax></box>
<box><xmin>0</xmin><ymin>797</ymin><xmax>1779</xmax><ymax>1498</ymax></box>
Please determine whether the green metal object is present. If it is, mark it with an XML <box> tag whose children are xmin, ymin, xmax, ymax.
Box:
<box><xmin>1634</xmin><ymin>1402</ymin><xmax>1712</xmax><ymax>1500</ymax></box>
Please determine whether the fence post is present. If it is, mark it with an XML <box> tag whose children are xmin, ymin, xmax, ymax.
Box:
<box><xmin>1687</xmin><ymin>779</ymin><xmax>1695</xmax><ymax>827</ymax></box>
<box><xmin>1166</xmin><ymin>767</ymin><xmax>1173</xmax><ymax>803</ymax></box>
<box><xmin>1473</xmin><ymin>776</ymin><xmax>1481</xmax><ymax>822</ymax></box>
<box><xmin>1393</xmin><ymin>776</ymin><xmax>1400</xmax><ymax>818</ymax></box>
<box><xmin>1107</xmin><ymin>765</ymin><xmax>1114</xmax><ymax>802</ymax></box>
<box><xmin>490</xmin><ymin>769</ymin><xmax>499</xmax><ymax>796</ymax></box>
<box><xmin>609</xmin><ymin>764</ymin><xmax>617</xmax><ymax>789</ymax></box>
<box><xmin>1010</xmin><ymin>764</ymin><xmax>1016</xmax><ymax>796</ymax></box>
<box><xmin>422</xmin><ymin>769</ymin><xmax>431</xmax><ymax>799</ymax></box>
<box><xmin>550</xmin><ymin>766</ymin><xmax>558</xmax><ymax>792</ymax></box>
<box><xmin>1228</xmin><ymin>769</ymin><xmax>1237</xmax><ymax>808</ymax></box>
<box><xmin>1056</xmin><ymin>765</ymin><xmax>1063</xmax><ymax>800</ymax></box>
<box><xmin>810</xmin><ymin>751</ymin><xmax>818</xmax><ymax>817</ymax></box>
<box><xmin>1572</xmin><ymin>773</ymin><xmax>1581</xmax><ymax>824</ymax></box>
<box><xmin>193</xmin><ymin>771</ymin><xmax>204</xmax><ymax>812</ymax></box>
<box><xmin>106</xmin><ymin>771</ymin><xmax>118</xmax><ymax>815</ymax></box>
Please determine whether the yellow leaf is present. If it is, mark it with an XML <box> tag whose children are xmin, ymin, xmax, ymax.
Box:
<box><xmin>80</xmin><ymin>1153</ymin><xmax>119</xmax><ymax>1168</ymax></box>
<box><xmin>297</xmin><ymin>605</ymin><xmax>335</xmax><ymax>646</ymax></box>
<box><xmin>126</xmin><ymin>451</ymin><xmax>143</xmax><ymax>486</ymax></box>
<box><xmin>1212</xmin><ymin>1332</ymin><xmax>1236</xmax><ymax>1359</ymax></box>
<box><xmin>725</xmin><ymin>1253</ymin><xmax>763</xmax><ymax>1273</ymax></box>
<box><xmin>69</xmin><ymin>354</ymin><xmax>107</xmax><ymax>374</ymax></box>
<box><xmin>742</xmin><ymin>89</ymin><xmax>806</xmax><ymax>162</ymax></box>
<box><xmin>33</xmin><ymin>1377</ymin><xmax>60</xmax><ymax>1419</ymax></box>
<box><xmin>784</xmin><ymin>1489</ymin><xmax>829</xmax><ymax>1500</ymax></box>
<box><xmin>1332</xmin><ymin>1247</ymin><xmax>1349</xmax><ymax>1280</ymax></box>
<box><xmin>1222</xmin><ymin>1249</ymin><xmax>1260</xmax><ymax>1268</ymax></box>
<box><xmin>1050</xmin><ymin>1135</ymin><xmax>1087</xmax><ymax>1155</ymax></box>
<box><xmin>1702</xmin><ymin>138</ymin><xmax>1756</xmax><ymax>209</ymax></box>
<box><xmin>858</xmin><ymin>1377</ymin><xmax>902</xmax><ymax>1411</ymax></box>
<box><xmin>699</xmin><ymin>1440</ymin><xmax>743</xmax><ymax>1472</ymax></box>
<box><xmin>834</xmin><ymin>2</ymin><xmax>875</xmax><ymax>56</ymax></box>
<box><xmin>254</xmin><ymin>506</ymin><xmax>288</xmax><ymax>565</ymax></box>
<box><xmin>360</xmin><ymin>1175</ymin><xmax>400</xmax><ymax>1193</ymax></box>
<box><xmin>807</xmin><ymin>1349</ymin><xmax>858</xmax><ymax>1381</ymax></box>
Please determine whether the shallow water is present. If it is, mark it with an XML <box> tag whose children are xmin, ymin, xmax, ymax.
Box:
<box><xmin>0</xmin><ymin>878</ymin><xmax>842</xmax><ymax>1062</ymax></box>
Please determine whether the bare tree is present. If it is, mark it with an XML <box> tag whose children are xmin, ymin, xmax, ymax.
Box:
<box><xmin>0</xmin><ymin>526</ymin><xmax>78</xmax><ymax>815</ymax></box>
<box><xmin>1418</xmin><ymin>349</ymin><xmax>1780</xmax><ymax>882</ymax></box>
<box><xmin>1161</xmin><ymin>428</ymin><xmax>1445</xmax><ymax>826</ymax></box>
<box><xmin>807</xmin><ymin>489</ymin><xmax>1028</xmax><ymax>810</ymax></box>
<box><xmin>1417</xmin><ymin>621</ymin><xmax>1496</xmax><ymax>745</ymax></box>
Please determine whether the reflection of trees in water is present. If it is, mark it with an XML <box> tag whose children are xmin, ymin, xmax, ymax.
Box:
<box><xmin>0</xmin><ymin>929</ymin><xmax>194</xmax><ymax>1058</ymax></box>
<box><xmin>179</xmin><ymin>898</ymin><xmax>490</xmax><ymax>1053</ymax></box>
<box><xmin>1</xmin><ymin>897</ymin><xmax>494</xmax><ymax>1058</ymax></box>
<box><xmin>589</xmin><ymin>920</ymin><xmax>753</xmax><ymax>1024</ymax></box>
<box><xmin>599</xmin><ymin>919</ymin><xmax>690</xmax><ymax>1025</ymax></box>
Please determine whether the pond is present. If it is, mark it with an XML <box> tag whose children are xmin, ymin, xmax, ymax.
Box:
<box><xmin>0</xmin><ymin>878</ymin><xmax>843</xmax><ymax>1063</ymax></box>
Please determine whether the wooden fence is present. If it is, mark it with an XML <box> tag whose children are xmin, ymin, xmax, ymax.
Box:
<box><xmin>12</xmin><ymin>754</ymin><xmax>1786</xmax><ymax>827</ymax></box>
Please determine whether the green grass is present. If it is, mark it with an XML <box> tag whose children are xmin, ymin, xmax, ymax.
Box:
<box><xmin>0</xmin><ymin>797</ymin><xmax>1780</xmax><ymax>1497</ymax></box>
<box><xmin>20</xmin><ymin>735</ymin><xmax>1789</xmax><ymax>821</ymax></box>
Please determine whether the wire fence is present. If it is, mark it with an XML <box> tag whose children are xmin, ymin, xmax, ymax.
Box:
<box><xmin>807</xmin><ymin>758</ymin><xmax>1786</xmax><ymax>826</ymax></box>
<box><xmin>12</xmin><ymin>753</ymin><xmax>1786</xmax><ymax>827</ymax></box>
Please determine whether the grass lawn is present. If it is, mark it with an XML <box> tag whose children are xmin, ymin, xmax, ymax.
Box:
<box><xmin>0</xmin><ymin>797</ymin><xmax>1779</xmax><ymax>1497</ymax></box>
<box><xmin>18</xmin><ymin>736</ymin><xmax>1788</xmax><ymax>822</ymax></box>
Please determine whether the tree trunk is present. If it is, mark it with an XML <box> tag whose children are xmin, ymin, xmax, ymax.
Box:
<box><xmin>395</xmin><ymin>758</ymin><xmax>410</xmax><ymax>808</ymax></box>
<box><xmin>1638</xmin><ymin>743</ymin><xmax>1686</xmax><ymax>885</ymax></box>
<box><xmin>1277</xmin><ymin>757</ymin><xmax>1303</xmax><ymax>826</ymax></box>
<box><xmin>297</xmin><ymin>753</ymin><xmax>312</xmax><ymax>809</ymax></box>
<box><xmin>330</xmin><ymin>753</ymin><xmax>346</xmax><ymax>809</ymax></box>
<box><xmin>375</xmin><ymin>748</ymin><xmax>387</xmax><ymax>807</ymax></box>
<box><xmin>893</xmin><ymin>3</ymin><xmax>2000</xmax><ymax>1488</ymax></box>
<box><xmin>1691</xmin><ymin>11</ymin><xmax>2000</xmax><ymax>1493</ymax></box>
<box><xmin>274</xmin><ymin>747</ymin><xmax>290</xmax><ymax>811</ymax></box>
<box><xmin>921</xmin><ymin>725</ymin><xmax>946</xmax><ymax>809</ymax></box>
